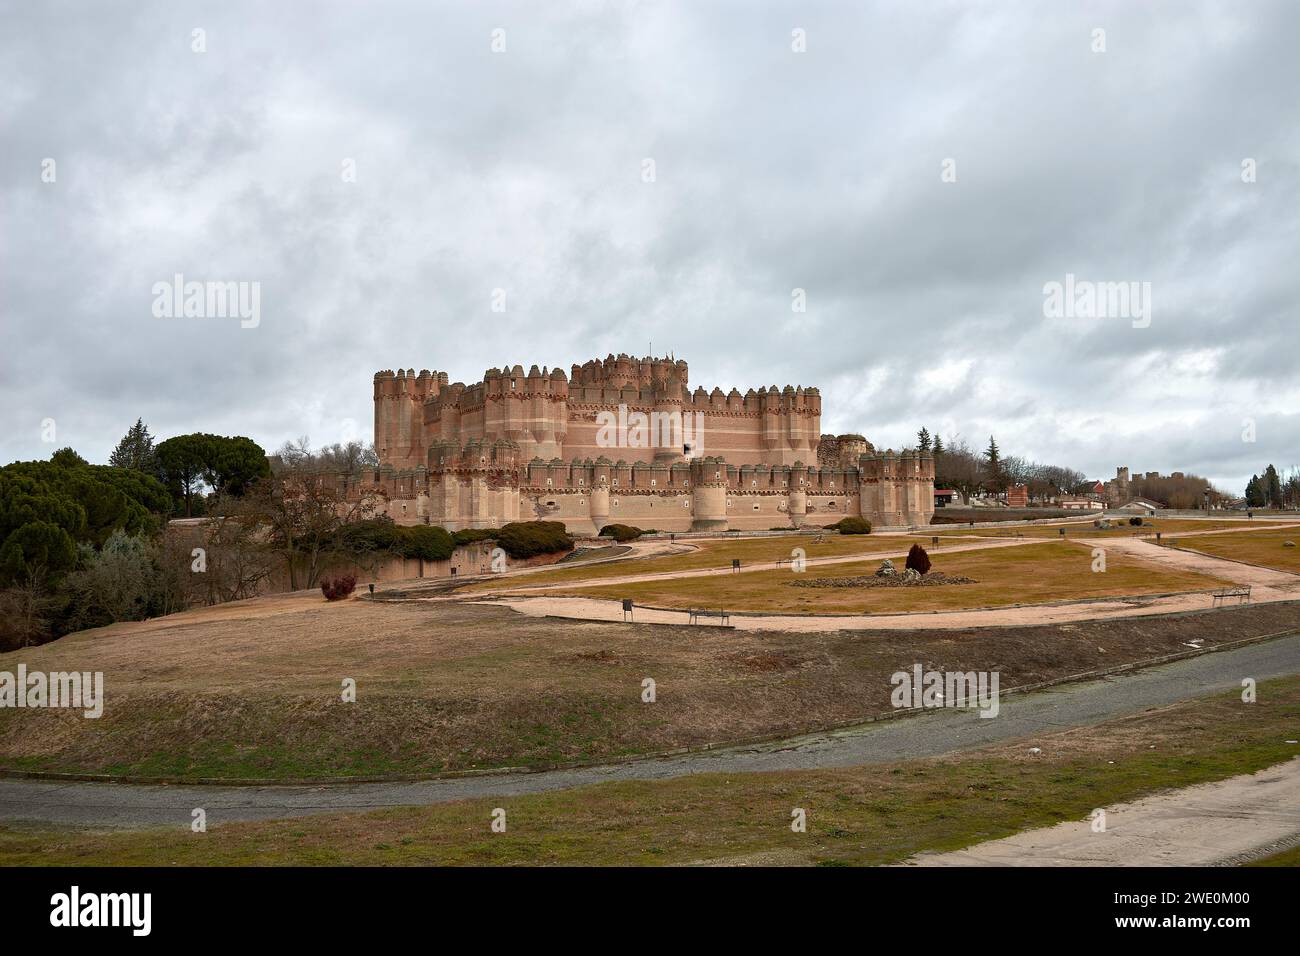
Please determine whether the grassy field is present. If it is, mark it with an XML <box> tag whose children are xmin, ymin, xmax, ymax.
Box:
<box><xmin>4</xmin><ymin>677</ymin><xmax>1296</xmax><ymax>866</ymax></box>
<box><xmin>553</xmin><ymin>540</ymin><xmax>1229</xmax><ymax>614</ymax></box>
<box><xmin>466</xmin><ymin>533</ymin><xmax>927</xmax><ymax>590</ymax></box>
<box><xmin>931</xmin><ymin>518</ymin><xmax>1280</xmax><ymax>540</ymax></box>
<box><xmin>3</xmin><ymin>589</ymin><xmax>1292</xmax><ymax>781</ymax></box>
<box><xmin>1170</xmin><ymin>526</ymin><xmax>1300</xmax><ymax>573</ymax></box>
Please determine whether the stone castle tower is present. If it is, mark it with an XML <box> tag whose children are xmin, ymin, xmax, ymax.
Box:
<box><xmin>366</xmin><ymin>354</ymin><xmax>934</xmax><ymax>534</ymax></box>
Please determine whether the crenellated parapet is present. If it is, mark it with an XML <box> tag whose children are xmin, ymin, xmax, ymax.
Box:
<box><xmin>370</xmin><ymin>353</ymin><xmax>930</xmax><ymax>531</ymax></box>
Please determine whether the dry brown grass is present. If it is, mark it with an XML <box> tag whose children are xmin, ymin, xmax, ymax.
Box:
<box><xmin>553</xmin><ymin>540</ymin><xmax>1230</xmax><ymax>613</ymax></box>
<box><xmin>463</xmin><ymin>533</ymin><xmax>925</xmax><ymax>590</ymax></box>
<box><xmin>4</xmin><ymin>677</ymin><xmax>1298</xmax><ymax>866</ymax></box>
<box><xmin>1170</xmin><ymin>526</ymin><xmax>1300</xmax><ymax>573</ymax></box>
<box><xmin>931</xmin><ymin>518</ymin><xmax>1284</xmax><ymax>539</ymax></box>
<box><xmin>2</xmin><ymin>586</ymin><xmax>1292</xmax><ymax>780</ymax></box>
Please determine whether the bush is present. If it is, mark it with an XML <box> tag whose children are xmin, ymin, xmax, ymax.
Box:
<box><xmin>1128</xmin><ymin>516</ymin><xmax>1143</xmax><ymax>526</ymax></box>
<box><xmin>320</xmin><ymin>574</ymin><xmax>356</xmax><ymax>600</ymax></box>
<box><xmin>393</xmin><ymin>524</ymin><xmax>455</xmax><ymax>561</ymax></box>
<box><xmin>337</xmin><ymin>519</ymin><xmax>455</xmax><ymax>562</ymax></box>
<box><xmin>829</xmin><ymin>517</ymin><xmax>872</xmax><ymax>535</ymax></box>
<box><xmin>495</xmin><ymin>520</ymin><xmax>574</xmax><ymax>559</ymax></box>
<box><xmin>598</xmin><ymin>524</ymin><xmax>644</xmax><ymax>542</ymax></box>
<box><xmin>905</xmin><ymin>543</ymin><xmax>931</xmax><ymax>575</ymax></box>
<box><xmin>452</xmin><ymin>528</ymin><xmax>500</xmax><ymax>548</ymax></box>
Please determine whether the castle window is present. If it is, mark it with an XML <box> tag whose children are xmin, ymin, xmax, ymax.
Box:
<box><xmin>511</xmin><ymin>380</ymin><xmax>517</xmax><ymax>389</ymax></box>
<box><xmin>546</xmin><ymin>478</ymin><xmax>553</xmax><ymax>486</ymax></box>
<box><xmin>650</xmin><ymin>479</ymin><xmax>656</xmax><ymax>487</ymax></box>
<box><xmin>546</xmin><ymin>500</ymin><xmax>555</xmax><ymax>506</ymax></box>
<box><xmin>612</xmin><ymin>478</ymin><xmax>618</xmax><ymax>486</ymax></box>
<box><xmin>579</xmin><ymin>478</ymin><xmax>584</xmax><ymax>486</ymax></box>
<box><xmin>613</xmin><ymin>499</ymin><xmax>619</xmax><ymax>507</ymax></box>
<box><xmin>752</xmin><ymin>504</ymin><xmax>760</xmax><ymax>511</ymax></box>
<box><xmin>683</xmin><ymin>499</ymin><xmax>690</xmax><ymax>508</ymax></box>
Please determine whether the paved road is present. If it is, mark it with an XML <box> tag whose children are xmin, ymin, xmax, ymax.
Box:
<box><xmin>3</xmin><ymin>634</ymin><xmax>1298</xmax><ymax>828</ymax></box>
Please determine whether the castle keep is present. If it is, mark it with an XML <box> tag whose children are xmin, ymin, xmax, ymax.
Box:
<box><xmin>366</xmin><ymin>354</ymin><xmax>934</xmax><ymax>534</ymax></box>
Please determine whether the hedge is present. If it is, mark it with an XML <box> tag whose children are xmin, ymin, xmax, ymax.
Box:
<box><xmin>495</xmin><ymin>520</ymin><xmax>575</xmax><ymax>559</ymax></box>
<box><xmin>828</xmin><ymin>516</ymin><xmax>872</xmax><ymax>535</ymax></box>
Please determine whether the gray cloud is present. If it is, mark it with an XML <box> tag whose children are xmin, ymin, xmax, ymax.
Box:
<box><xmin>2</xmin><ymin>0</ymin><xmax>1297</xmax><ymax>493</ymax></box>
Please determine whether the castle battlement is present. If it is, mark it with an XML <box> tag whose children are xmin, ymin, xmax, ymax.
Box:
<box><xmin>370</xmin><ymin>355</ymin><xmax>933</xmax><ymax>533</ymax></box>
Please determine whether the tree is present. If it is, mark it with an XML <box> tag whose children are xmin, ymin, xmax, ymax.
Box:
<box><xmin>50</xmin><ymin>447</ymin><xmax>88</xmax><ymax>468</ymax></box>
<box><xmin>983</xmin><ymin>436</ymin><xmax>1005</xmax><ymax>492</ymax></box>
<box><xmin>916</xmin><ymin>427</ymin><xmax>932</xmax><ymax>452</ymax></box>
<box><xmin>1264</xmin><ymin>464</ymin><xmax>1282</xmax><ymax>509</ymax></box>
<box><xmin>110</xmin><ymin>418</ymin><xmax>157</xmax><ymax>473</ymax></box>
<box><xmin>65</xmin><ymin>531</ymin><xmax>167</xmax><ymax>628</ymax></box>
<box><xmin>239</xmin><ymin>473</ymin><xmax>382</xmax><ymax>590</ymax></box>
<box><xmin>273</xmin><ymin>438</ymin><xmax>378</xmax><ymax>476</ymax></box>
<box><xmin>156</xmin><ymin>434</ymin><xmax>210</xmax><ymax>517</ymax></box>
<box><xmin>156</xmin><ymin>433</ymin><xmax>271</xmax><ymax>516</ymax></box>
<box><xmin>0</xmin><ymin>519</ymin><xmax>78</xmax><ymax>583</ymax></box>
<box><xmin>1244</xmin><ymin>474</ymin><xmax>1262</xmax><ymax>507</ymax></box>
<box><xmin>931</xmin><ymin>434</ymin><xmax>945</xmax><ymax>456</ymax></box>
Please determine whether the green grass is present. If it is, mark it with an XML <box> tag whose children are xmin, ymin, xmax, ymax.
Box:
<box><xmin>4</xmin><ymin>677</ymin><xmax>1297</xmax><ymax>866</ymax></box>
<box><xmin>1246</xmin><ymin>844</ymin><xmax>1300</xmax><ymax>866</ymax></box>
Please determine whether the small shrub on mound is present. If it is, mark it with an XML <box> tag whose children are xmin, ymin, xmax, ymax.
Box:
<box><xmin>828</xmin><ymin>517</ymin><xmax>872</xmax><ymax>535</ymax></box>
<box><xmin>320</xmin><ymin>574</ymin><xmax>356</xmax><ymax>600</ymax></box>
<box><xmin>905</xmin><ymin>543</ymin><xmax>931</xmax><ymax>575</ymax></box>
<box><xmin>599</xmin><ymin>524</ymin><xmax>644</xmax><ymax>543</ymax></box>
<box><xmin>1129</xmin><ymin>516</ymin><xmax>1143</xmax><ymax>526</ymax></box>
<box><xmin>495</xmin><ymin>520</ymin><xmax>574</xmax><ymax>559</ymax></box>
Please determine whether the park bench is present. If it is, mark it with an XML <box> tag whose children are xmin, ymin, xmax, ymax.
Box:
<box><xmin>1211</xmin><ymin>584</ymin><xmax>1251</xmax><ymax>607</ymax></box>
<box><xmin>688</xmin><ymin>608</ymin><xmax>730</xmax><ymax>625</ymax></box>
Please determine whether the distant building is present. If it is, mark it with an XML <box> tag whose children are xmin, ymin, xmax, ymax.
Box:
<box><xmin>934</xmin><ymin>488</ymin><xmax>958</xmax><ymax>508</ymax></box>
<box><xmin>1006</xmin><ymin>484</ymin><xmax>1029</xmax><ymax>508</ymax></box>
<box><xmin>1059</xmin><ymin>497</ymin><xmax>1105</xmax><ymax>511</ymax></box>
<box><xmin>1118</xmin><ymin>498</ymin><xmax>1162</xmax><ymax>513</ymax></box>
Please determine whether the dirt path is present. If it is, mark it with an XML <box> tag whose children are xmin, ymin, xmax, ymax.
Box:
<box><xmin>481</xmin><ymin>538</ymin><xmax>1300</xmax><ymax>632</ymax></box>
<box><xmin>2</xmin><ymin>634</ymin><xmax>1297</xmax><ymax>827</ymax></box>
<box><xmin>906</xmin><ymin>758</ymin><xmax>1300</xmax><ymax>866</ymax></box>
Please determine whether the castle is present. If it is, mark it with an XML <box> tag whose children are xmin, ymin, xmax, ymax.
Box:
<box><xmin>363</xmin><ymin>354</ymin><xmax>934</xmax><ymax>534</ymax></box>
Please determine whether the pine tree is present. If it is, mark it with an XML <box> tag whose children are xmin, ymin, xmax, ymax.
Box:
<box><xmin>916</xmin><ymin>427</ymin><xmax>931</xmax><ymax>452</ymax></box>
<box><xmin>931</xmin><ymin>434</ymin><xmax>944</xmax><ymax>456</ymax></box>
<box><xmin>984</xmin><ymin>435</ymin><xmax>1003</xmax><ymax>490</ymax></box>
<box><xmin>1264</xmin><ymin>464</ymin><xmax>1282</xmax><ymax>508</ymax></box>
<box><xmin>110</xmin><ymin>418</ymin><xmax>156</xmax><ymax>473</ymax></box>
<box><xmin>1245</xmin><ymin>474</ymin><xmax>1262</xmax><ymax>507</ymax></box>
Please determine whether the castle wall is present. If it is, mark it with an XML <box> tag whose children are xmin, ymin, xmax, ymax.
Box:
<box><xmin>367</xmin><ymin>354</ymin><xmax>933</xmax><ymax>534</ymax></box>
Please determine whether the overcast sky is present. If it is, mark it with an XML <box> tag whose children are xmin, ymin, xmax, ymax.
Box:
<box><xmin>2</xmin><ymin>0</ymin><xmax>1297</xmax><ymax>493</ymax></box>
